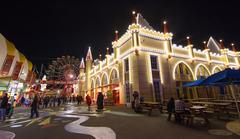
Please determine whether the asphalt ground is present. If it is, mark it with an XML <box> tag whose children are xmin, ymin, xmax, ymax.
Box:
<box><xmin>0</xmin><ymin>103</ymin><xmax>239</xmax><ymax>139</ymax></box>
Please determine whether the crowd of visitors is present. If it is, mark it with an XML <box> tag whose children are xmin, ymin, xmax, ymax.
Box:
<box><xmin>0</xmin><ymin>90</ymin><xmax>108</xmax><ymax>121</ymax></box>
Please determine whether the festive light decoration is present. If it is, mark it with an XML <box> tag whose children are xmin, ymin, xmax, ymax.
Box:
<box><xmin>78</xmin><ymin>12</ymin><xmax>240</xmax><ymax>104</ymax></box>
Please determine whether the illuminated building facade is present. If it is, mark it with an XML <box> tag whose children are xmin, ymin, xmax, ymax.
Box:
<box><xmin>79</xmin><ymin>13</ymin><xmax>240</xmax><ymax>104</ymax></box>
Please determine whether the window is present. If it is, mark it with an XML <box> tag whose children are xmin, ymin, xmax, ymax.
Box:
<box><xmin>124</xmin><ymin>58</ymin><xmax>129</xmax><ymax>72</ymax></box>
<box><xmin>150</xmin><ymin>55</ymin><xmax>158</xmax><ymax>70</ymax></box>
<box><xmin>179</xmin><ymin>64</ymin><xmax>183</xmax><ymax>74</ymax></box>
<box><xmin>153</xmin><ymin>80</ymin><xmax>161</xmax><ymax>102</ymax></box>
<box><xmin>125</xmin><ymin>82</ymin><xmax>130</xmax><ymax>103</ymax></box>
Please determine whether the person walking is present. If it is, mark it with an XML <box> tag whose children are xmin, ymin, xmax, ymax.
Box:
<box><xmin>174</xmin><ymin>97</ymin><xmax>185</xmax><ymax>123</ymax></box>
<box><xmin>76</xmin><ymin>95</ymin><xmax>81</xmax><ymax>105</ymax></box>
<box><xmin>86</xmin><ymin>94</ymin><xmax>92</xmax><ymax>111</ymax></box>
<box><xmin>0</xmin><ymin>92</ymin><xmax>9</xmax><ymax>121</ymax></box>
<box><xmin>167</xmin><ymin>97</ymin><xmax>175</xmax><ymax>121</ymax></box>
<box><xmin>132</xmin><ymin>91</ymin><xmax>139</xmax><ymax>110</ymax></box>
<box><xmin>57</xmin><ymin>96</ymin><xmax>61</xmax><ymax>107</ymax></box>
<box><xmin>30</xmin><ymin>94</ymin><xmax>39</xmax><ymax>118</ymax></box>
<box><xmin>96</xmin><ymin>92</ymin><xmax>104</xmax><ymax>112</ymax></box>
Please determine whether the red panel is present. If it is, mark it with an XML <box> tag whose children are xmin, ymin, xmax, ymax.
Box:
<box><xmin>12</xmin><ymin>62</ymin><xmax>23</xmax><ymax>80</ymax></box>
<box><xmin>26</xmin><ymin>71</ymin><xmax>32</xmax><ymax>82</ymax></box>
<box><xmin>0</xmin><ymin>55</ymin><xmax>14</xmax><ymax>76</ymax></box>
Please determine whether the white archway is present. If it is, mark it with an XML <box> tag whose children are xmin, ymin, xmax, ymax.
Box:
<box><xmin>109</xmin><ymin>67</ymin><xmax>119</xmax><ymax>84</ymax></box>
<box><xmin>101</xmin><ymin>72</ymin><xmax>109</xmax><ymax>86</ymax></box>
<box><xmin>172</xmin><ymin>61</ymin><xmax>195</xmax><ymax>80</ymax></box>
<box><xmin>95</xmin><ymin>75</ymin><xmax>101</xmax><ymax>87</ymax></box>
<box><xmin>212</xmin><ymin>66</ymin><xmax>222</xmax><ymax>74</ymax></box>
<box><xmin>91</xmin><ymin>78</ymin><xmax>95</xmax><ymax>89</ymax></box>
<box><xmin>195</xmin><ymin>63</ymin><xmax>211</xmax><ymax>79</ymax></box>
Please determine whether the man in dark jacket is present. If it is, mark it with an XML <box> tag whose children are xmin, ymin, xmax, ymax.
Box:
<box><xmin>30</xmin><ymin>94</ymin><xmax>39</xmax><ymax>118</ymax></box>
<box><xmin>0</xmin><ymin>92</ymin><xmax>9</xmax><ymax>121</ymax></box>
<box><xmin>97</xmin><ymin>92</ymin><xmax>104</xmax><ymax>112</ymax></box>
<box><xmin>167</xmin><ymin>97</ymin><xmax>175</xmax><ymax>121</ymax></box>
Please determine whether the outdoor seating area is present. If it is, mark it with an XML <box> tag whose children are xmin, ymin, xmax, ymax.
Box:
<box><xmin>140</xmin><ymin>102</ymin><xmax>163</xmax><ymax>116</ymax></box>
<box><xmin>132</xmin><ymin>68</ymin><xmax>240</xmax><ymax>129</ymax></box>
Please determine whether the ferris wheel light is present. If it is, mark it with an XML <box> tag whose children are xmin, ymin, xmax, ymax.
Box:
<box><xmin>69</xmin><ymin>74</ymin><xmax>74</xmax><ymax>78</ymax></box>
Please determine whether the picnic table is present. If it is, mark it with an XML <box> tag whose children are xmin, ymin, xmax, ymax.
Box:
<box><xmin>140</xmin><ymin>102</ymin><xmax>162</xmax><ymax>116</ymax></box>
<box><xmin>191</xmin><ymin>101</ymin><xmax>231</xmax><ymax>119</ymax></box>
<box><xmin>189</xmin><ymin>106</ymin><xmax>209</xmax><ymax>124</ymax></box>
<box><xmin>213</xmin><ymin>100</ymin><xmax>240</xmax><ymax>103</ymax></box>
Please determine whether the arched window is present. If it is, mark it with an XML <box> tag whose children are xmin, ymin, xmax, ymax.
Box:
<box><xmin>110</xmin><ymin>69</ymin><xmax>119</xmax><ymax>84</ymax></box>
<box><xmin>174</xmin><ymin>62</ymin><xmax>194</xmax><ymax>99</ymax></box>
<box><xmin>95</xmin><ymin>77</ymin><xmax>101</xmax><ymax>87</ymax></box>
<box><xmin>196</xmin><ymin>65</ymin><xmax>210</xmax><ymax>79</ymax></box>
<box><xmin>212</xmin><ymin>66</ymin><xmax>222</xmax><ymax>74</ymax></box>
<box><xmin>102</xmin><ymin>73</ymin><xmax>108</xmax><ymax>86</ymax></box>
<box><xmin>174</xmin><ymin>63</ymin><xmax>194</xmax><ymax>81</ymax></box>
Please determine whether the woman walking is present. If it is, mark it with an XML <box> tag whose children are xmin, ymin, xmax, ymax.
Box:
<box><xmin>86</xmin><ymin>94</ymin><xmax>92</xmax><ymax>111</ymax></box>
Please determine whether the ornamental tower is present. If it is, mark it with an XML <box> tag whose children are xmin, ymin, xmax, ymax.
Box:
<box><xmin>85</xmin><ymin>47</ymin><xmax>93</xmax><ymax>95</ymax></box>
<box><xmin>79</xmin><ymin>58</ymin><xmax>85</xmax><ymax>95</ymax></box>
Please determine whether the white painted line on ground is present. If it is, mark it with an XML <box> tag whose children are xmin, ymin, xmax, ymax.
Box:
<box><xmin>0</xmin><ymin>130</ymin><xmax>15</xmax><ymax>139</ymax></box>
<box><xmin>58</xmin><ymin>114</ymin><xmax>116</xmax><ymax>139</ymax></box>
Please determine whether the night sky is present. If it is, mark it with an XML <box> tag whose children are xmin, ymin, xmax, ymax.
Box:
<box><xmin>1</xmin><ymin>0</ymin><xmax>240</xmax><ymax>71</ymax></box>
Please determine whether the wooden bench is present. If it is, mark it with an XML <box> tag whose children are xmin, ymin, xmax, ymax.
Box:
<box><xmin>104</xmin><ymin>100</ymin><xmax>115</xmax><ymax>106</ymax></box>
<box><xmin>140</xmin><ymin>102</ymin><xmax>162</xmax><ymax>116</ymax></box>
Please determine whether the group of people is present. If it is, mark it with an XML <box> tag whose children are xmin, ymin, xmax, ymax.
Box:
<box><xmin>0</xmin><ymin>92</ymin><xmax>10</xmax><ymax>121</ymax></box>
<box><xmin>85</xmin><ymin>92</ymin><xmax>104</xmax><ymax>112</ymax></box>
<box><xmin>0</xmin><ymin>92</ymin><xmax>16</xmax><ymax>121</ymax></box>
<box><xmin>37</xmin><ymin>95</ymin><xmax>84</xmax><ymax>109</ymax></box>
<box><xmin>29</xmin><ymin>94</ymin><xmax>84</xmax><ymax>118</ymax></box>
<box><xmin>167</xmin><ymin>97</ymin><xmax>191</xmax><ymax>122</ymax></box>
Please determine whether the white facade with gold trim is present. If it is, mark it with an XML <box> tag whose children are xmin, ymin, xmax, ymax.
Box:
<box><xmin>79</xmin><ymin>14</ymin><xmax>240</xmax><ymax>104</ymax></box>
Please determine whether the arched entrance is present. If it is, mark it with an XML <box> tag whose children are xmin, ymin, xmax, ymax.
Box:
<box><xmin>109</xmin><ymin>68</ymin><xmax>120</xmax><ymax>104</ymax></box>
<box><xmin>95</xmin><ymin>76</ymin><xmax>101</xmax><ymax>99</ymax></box>
<box><xmin>195</xmin><ymin>65</ymin><xmax>211</xmax><ymax>98</ymax></box>
<box><xmin>101</xmin><ymin>73</ymin><xmax>109</xmax><ymax>93</ymax></box>
<box><xmin>174</xmin><ymin>62</ymin><xmax>194</xmax><ymax>99</ymax></box>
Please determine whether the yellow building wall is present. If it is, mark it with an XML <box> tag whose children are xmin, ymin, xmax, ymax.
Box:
<box><xmin>139</xmin><ymin>36</ymin><xmax>165</xmax><ymax>50</ymax></box>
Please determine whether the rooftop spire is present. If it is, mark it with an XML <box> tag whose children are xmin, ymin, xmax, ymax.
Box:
<box><xmin>80</xmin><ymin>58</ymin><xmax>85</xmax><ymax>69</ymax></box>
<box><xmin>186</xmin><ymin>36</ymin><xmax>192</xmax><ymax>45</ymax></box>
<box><xmin>203</xmin><ymin>41</ymin><xmax>207</xmax><ymax>49</ymax></box>
<box><xmin>86</xmin><ymin>47</ymin><xmax>93</xmax><ymax>61</ymax></box>
<box><xmin>136</xmin><ymin>13</ymin><xmax>154</xmax><ymax>30</ymax></box>
<box><xmin>219</xmin><ymin>39</ymin><xmax>224</xmax><ymax>49</ymax></box>
<box><xmin>115</xmin><ymin>30</ymin><xmax>119</xmax><ymax>41</ymax></box>
<box><xmin>106</xmin><ymin>47</ymin><xmax>109</xmax><ymax>55</ymax></box>
<box><xmin>99</xmin><ymin>54</ymin><xmax>102</xmax><ymax>61</ymax></box>
<box><xmin>132</xmin><ymin>11</ymin><xmax>136</xmax><ymax>24</ymax></box>
<box><xmin>231</xmin><ymin>43</ymin><xmax>236</xmax><ymax>52</ymax></box>
<box><xmin>163</xmin><ymin>21</ymin><xmax>168</xmax><ymax>33</ymax></box>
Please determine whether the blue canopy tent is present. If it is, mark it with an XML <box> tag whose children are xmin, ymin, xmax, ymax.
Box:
<box><xmin>183</xmin><ymin>78</ymin><xmax>205</xmax><ymax>87</ymax></box>
<box><xmin>202</xmin><ymin>68</ymin><xmax>240</xmax><ymax>85</ymax></box>
<box><xmin>190</xmin><ymin>68</ymin><xmax>240</xmax><ymax>118</ymax></box>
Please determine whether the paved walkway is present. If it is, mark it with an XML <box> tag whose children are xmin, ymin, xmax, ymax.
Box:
<box><xmin>0</xmin><ymin>103</ymin><xmax>239</xmax><ymax>139</ymax></box>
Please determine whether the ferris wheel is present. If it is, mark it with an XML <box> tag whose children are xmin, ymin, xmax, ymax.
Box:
<box><xmin>45</xmin><ymin>55</ymin><xmax>80</xmax><ymax>81</ymax></box>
